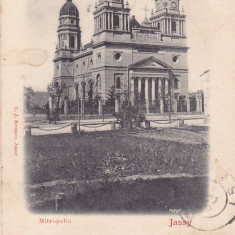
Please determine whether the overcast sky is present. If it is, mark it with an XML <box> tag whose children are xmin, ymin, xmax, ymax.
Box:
<box><xmin>2</xmin><ymin>0</ymin><xmax>212</xmax><ymax>92</ymax></box>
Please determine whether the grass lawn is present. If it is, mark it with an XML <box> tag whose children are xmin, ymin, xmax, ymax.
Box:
<box><xmin>25</xmin><ymin>127</ymin><xmax>208</xmax><ymax>213</ymax></box>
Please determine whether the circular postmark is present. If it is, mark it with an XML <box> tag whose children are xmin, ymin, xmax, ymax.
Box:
<box><xmin>180</xmin><ymin>180</ymin><xmax>235</xmax><ymax>231</ymax></box>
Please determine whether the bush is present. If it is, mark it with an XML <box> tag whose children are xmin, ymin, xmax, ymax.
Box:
<box><xmin>114</xmin><ymin>100</ymin><xmax>145</xmax><ymax>130</ymax></box>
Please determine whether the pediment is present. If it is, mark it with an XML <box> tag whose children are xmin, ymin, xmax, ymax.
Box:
<box><xmin>129</xmin><ymin>56</ymin><xmax>172</xmax><ymax>69</ymax></box>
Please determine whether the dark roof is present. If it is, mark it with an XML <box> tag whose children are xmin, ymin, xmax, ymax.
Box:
<box><xmin>130</xmin><ymin>15</ymin><xmax>141</xmax><ymax>28</ymax></box>
<box><xmin>60</xmin><ymin>0</ymin><xmax>79</xmax><ymax>17</ymax></box>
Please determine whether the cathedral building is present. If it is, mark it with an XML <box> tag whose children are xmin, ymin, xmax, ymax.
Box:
<box><xmin>53</xmin><ymin>0</ymin><xmax>190</xmax><ymax>114</ymax></box>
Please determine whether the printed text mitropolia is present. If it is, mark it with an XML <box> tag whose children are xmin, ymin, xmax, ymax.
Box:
<box><xmin>39</xmin><ymin>218</ymin><xmax>72</xmax><ymax>225</ymax></box>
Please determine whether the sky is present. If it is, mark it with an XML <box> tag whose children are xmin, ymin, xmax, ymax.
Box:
<box><xmin>2</xmin><ymin>0</ymin><xmax>212</xmax><ymax>92</ymax></box>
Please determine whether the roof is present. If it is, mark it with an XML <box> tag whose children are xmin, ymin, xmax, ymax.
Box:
<box><xmin>60</xmin><ymin>0</ymin><xmax>79</xmax><ymax>17</ymax></box>
<box><xmin>130</xmin><ymin>15</ymin><xmax>141</xmax><ymax>28</ymax></box>
<box><xmin>129</xmin><ymin>56</ymin><xmax>173</xmax><ymax>69</ymax></box>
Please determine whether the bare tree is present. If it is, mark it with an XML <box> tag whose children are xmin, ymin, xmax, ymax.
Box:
<box><xmin>24</xmin><ymin>86</ymin><xmax>34</xmax><ymax>110</ymax></box>
<box><xmin>47</xmin><ymin>82</ymin><xmax>66</xmax><ymax>123</ymax></box>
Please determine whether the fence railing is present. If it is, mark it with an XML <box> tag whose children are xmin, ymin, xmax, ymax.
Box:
<box><xmin>25</xmin><ymin>115</ymin><xmax>209</xmax><ymax>136</ymax></box>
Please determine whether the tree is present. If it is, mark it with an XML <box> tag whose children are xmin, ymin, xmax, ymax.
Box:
<box><xmin>105</xmin><ymin>86</ymin><xmax>116</xmax><ymax>107</ymax></box>
<box><xmin>24</xmin><ymin>86</ymin><xmax>34</xmax><ymax>110</ymax></box>
<box><xmin>47</xmin><ymin>81</ymin><xmax>66</xmax><ymax>123</ymax></box>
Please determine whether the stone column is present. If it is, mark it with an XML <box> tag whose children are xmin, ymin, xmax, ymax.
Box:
<box><xmin>159</xmin><ymin>78</ymin><xmax>164</xmax><ymax>113</ymax></box>
<box><xmin>172</xmin><ymin>98</ymin><xmax>178</xmax><ymax>113</ymax></box>
<box><xmin>165</xmin><ymin>78</ymin><xmax>169</xmax><ymax>112</ymax></box>
<box><xmin>108</xmin><ymin>12</ymin><xmax>110</xmax><ymax>29</ymax></box>
<box><xmin>180</xmin><ymin>20</ymin><xmax>183</xmax><ymax>35</ymax></box>
<box><xmin>111</xmin><ymin>13</ymin><xmax>114</xmax><ymax>30</ymax></box>
<box><xmin>182</xmin><ymin>21</ymin><xmax>184</xmax><ymax>35</ymax></box>
<box><xmin>166</xmin><ymin>19</ymin><xmax>168</xmax><ymax>34</ymax></box>
<box><xmin>165</xmin><ymin>78</ymin><xmax>169</xmax><ymax>95</ymax></box>
<box><xmin>115</xmin><ymin>98</ymin><xmax>119</xmax><ymax>113</ymax></box>
<box><xmin>138</xmin><ymin>78</ymin><xmax>142</xmax><ymax>101</ymax></box>
<box><xmin>103</xmin><ymin>13</ymin><xmax>106</xmax><ymax>29</ymax></box>
<box><xmin>162</xmin><ymin>19</ymin><xmax>164</xmax><ymax>34</ymax></box>
<box><xmin>145</xmin><ymin>78</ymin><xmax>150</xmax><ymax>113</ymax></box>
<box><xmin>94</xmin><ymin>17</ymin><xmax>96</xmax><ymax>33</ymax></box>
<box><xmin>81</xmin><ymin>100</ymin><xmax>85</xmax><ymax>115</ymax></box>
<box><xmin>121</xmin><ymin>13</ymin><xmax>123</xmax><ymax>30</ymax></box>
<box><xmin>196</xmin><ymin>93</ymin><xmax>203</xmax><ymax>113</ymax></box>
<box><xmin>98</xmin><ymin>100</ymin><xmax>103</xmax><ymax>115</ymax></box>
<box><xmin>152</xmin><ymin>78</ymin><xmax>156</xmax><ymax>104</ymax></box>
<box><xmin>123</xmin><ymin>14</ymin><xmax>126</xmax><ymax>31</ymax></box>
<box><xmin>130</xmin><ymin>77</ymin><xmax>135</xmax><ymax>105</ymax></box>
<box><xmin>187</xmin><ymin>97</ymin><xmax>191</xmax><ymax>113</ymax></box>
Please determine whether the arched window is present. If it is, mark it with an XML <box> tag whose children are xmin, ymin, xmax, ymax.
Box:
<box><xmin>114</xmin><ymin>15</ymin><xmax>120</xmax><ymax>27</ymax></box>
<box><xmin>174</xmin><ymin>78</ymin><xmax>179</xmax><ymax>89</ymax></box>
<box><xmin>116</xmin><ymin>77</ymin><xmax>121</xmax><ymax>89</ymax></box>
<box><xmin>82</xmin><ymin>82</ymin><xmax>86</xmax><ymax>99</ymax></box>
<box><xmin>75</xmin><ymin>83</ymin><xmax>79</xmax><ymax>99</ymax></box>
<box><xmin>172</xmin><ymin>21</ymin><xmax>177</xmax><ymax>32</ymax></box>
<box><xmin>88</xmin><ymin>80</ymin><xmax>93</xmax><ymax>99</ymax></box>
<box><xmin>70</xmin><ymin>36</ymin><xmax>75</xmax><ymax>48</ymax></box>
<box><xmin>99</xmin><ymin>16</ymin><xmax>102</xmax><ymax>29</ymax></box>
<box><xmin>157</xmin><ymin>22</ymin><xmax>160</xmax><ymax>29</ymax></box>
<box><xmin>96</xmin><ymin>74</ymin><xmax>101</xmax><ymax>92</ymax></box>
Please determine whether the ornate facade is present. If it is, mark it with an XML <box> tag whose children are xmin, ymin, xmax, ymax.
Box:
<box><xmin>53</xmin><ymin>0</ymin><xmax>189</xmax><ymax>114</ymax></box>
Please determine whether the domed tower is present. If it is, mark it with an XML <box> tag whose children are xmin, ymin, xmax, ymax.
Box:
<box><xmin>58</xmin><ymin>0</ymin><xmax>81</xmax><ymax>51</ymax></box>
<box><xmin>53</xmin><ymin>0</ymin><xmax>81</xmax><ymax>101</ymax></box>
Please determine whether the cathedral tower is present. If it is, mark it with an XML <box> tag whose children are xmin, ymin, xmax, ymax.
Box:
<box><xmin>93</xmin><ymin>0</ymin><xmax>131</xmax><ymax>35</ymax></box>
<box><xmin>150</xmin><ymin>0</ymin><xmax>185</xmax><ymax>38</ymax></box>
<box><xmin>58</xmin><ymin>0</ymin><xmax>81</xmax><ymax>50</ymax></box>
<box><xmin>53</xmin><ymin>0</ymin><xmax>81</xmax><ymax>100</ymax></box>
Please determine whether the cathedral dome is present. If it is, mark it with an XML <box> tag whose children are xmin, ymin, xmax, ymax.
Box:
<box><xmin>60</xmin><ymin>0</ymin><xmax>79</xmax><ymax>17</ymax></box>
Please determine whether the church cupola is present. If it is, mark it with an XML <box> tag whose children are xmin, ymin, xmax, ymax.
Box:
<box><xmin>155</xmin><ymin>0</ymin><xmax>180</xmax><ymax>13</ymax></box>
<box><xmin>93</xmin><ymin>0</ymin><xmax>130</xmax><ymax>35</ymax></box>
<box><xmin>57</xmin><ymin>0</ymin><xmax>81</xmax><ymax>51</ymax></box>
<box><xmin>149</xmin><ymin>0</ymin><xmax>185</xmax><ymax>37</ymax></box>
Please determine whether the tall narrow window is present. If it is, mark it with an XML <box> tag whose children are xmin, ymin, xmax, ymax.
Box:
<box><xmin>116</xmin><ymin>77</ymin><xmax>121</xmax><ymax>89</ymax></box>
<box><xmin>114</xmin><ymin>15</ymin><xmax>120</xmax><ymax>27</ymax></box>
<box><xmin>172</xmin><ymin>21</ymin><xmax>177</xmax><ymax>32</ymax></box>
<box><xmin>75</xmin><ymin>84</ymin><xmax>79</xmax><ymax>98</ymax></box>
<box><xmin>88</xmin><ymin>81</ymin><xmax>93</xmax><ymax>99</ymax></box>
<box><xmin>82</xmin><ymin>83</ymin><xmax>86</xmax><ymax>99</ymax></box>
<box><xmin>70</xmin><ymin>35</ymin><xmax>75</xmax><ymax>48</ymax></box>
<box><xmin>96</xmin><ymin>74</ymin><xmax>101</xmax><ymax>92</ymax></box>
<box><xmin>174</xmin><ymin>78</ymin><xmax>179</xmax><ymax>89</ymax></box>
<box><xmin>157</xmin><ymin>22</ymin><xmax>160</xmax><ymax>29</ymax></box>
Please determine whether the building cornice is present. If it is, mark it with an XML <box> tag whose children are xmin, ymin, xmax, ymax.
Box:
<box><xmin>92</xmin><ymin>40</ymin><xmax>189</xmax><ymax>51</ymax></box>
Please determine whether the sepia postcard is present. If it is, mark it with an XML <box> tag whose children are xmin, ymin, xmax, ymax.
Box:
<box><xmin>1</xmin><ymin>0</ymin><xmax>235</xmax><ymax>234</ymax></box>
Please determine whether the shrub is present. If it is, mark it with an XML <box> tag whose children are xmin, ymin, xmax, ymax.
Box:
<box><xmin>114</xmin><ymin>100</ymin><xmax>145</xmax><ymax>130</ymax></box>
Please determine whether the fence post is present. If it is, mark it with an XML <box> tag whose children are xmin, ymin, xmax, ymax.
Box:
<box><xmin>71</xmin><ymin>123</ymin><xmax>78</xmax><ymax>134</ymax></box>
<box><xmin>25</xmin><ymin>125</ymin><xmax>32</xmax><ymax>136</ymax></box>
<box><xmin>204</xmin><ymin>115</ymin><xmax>210</xmax><ymax>124</ymax></box>
<box><xmin>145</xmin><ymin>120</ymin><xmax>151</xmax><ymax>129</ymax></box>
<box><xmin>179</xmin><ymin>118</ymin><xmax>185</xmax><ymax>127</ymax></box>
<box><xmin>98</xmin><ymin>100</ymin><xmax>103</xmax><ymax>116</ymax></box>
<box><xmin>110</xmin><ymin>121</ymin><xmax>116</xmax><ymax>130</ymax></box>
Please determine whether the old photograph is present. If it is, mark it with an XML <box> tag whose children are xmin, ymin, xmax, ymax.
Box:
<box><xmin>23</xmin><ymin>0</ymin><xmax>209</xmax><ymax>214</ymax></box>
